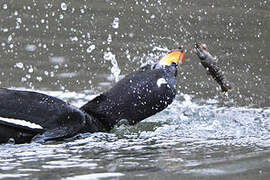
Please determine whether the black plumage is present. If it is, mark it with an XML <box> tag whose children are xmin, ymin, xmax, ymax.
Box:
<box><xmin>0</xmin><ymin>89</ymin><xmax>86</xmax><ymax>143</ymax></box>
<box><xmin>0</xmin><ymin>49</ymin><xmax>184</xmax><ymax>144</ymax></box>
<box><xmin>80</xmin><ymin>64</ymin><xmax>178</xmax><ymax>131</ymax></box>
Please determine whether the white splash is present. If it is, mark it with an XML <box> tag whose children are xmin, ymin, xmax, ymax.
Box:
<box><xmin>104</xmin><ymin>51</ymin><xmax>121</xmax><ymax>82</ymax></box>
<box><xmin>25</xmin><ymin>44</ymin><xmax>37</xmax><ymax>52</ymax></box>
<box><xmin>61</xmin><ymin>3</ymin><xmax>67</xmax><ymax>11</ymax></box>
<box><xmin>15</xmin><ymin>62</ymin><xmax>24</xmax><ymax>69</ymax></box>
<box><xmin>49</xmin><ymin>56</ymin><xmax>65</xmax><ymax>64</ymax></box>
<box><xmin>86</xmin><ymin>44</ymin><xmax>95</xmax><ymax>53</ymax></box>
<box><xmin>112</xmin><ymin>17</ymin><xmax>119</xmax><ymax>29</ymax></box>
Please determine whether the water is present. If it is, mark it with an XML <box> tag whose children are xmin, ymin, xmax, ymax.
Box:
<box><xmin>0</xmin><ymin>0</ymin><xmax>269</xmax><ymax>179</ymax></box>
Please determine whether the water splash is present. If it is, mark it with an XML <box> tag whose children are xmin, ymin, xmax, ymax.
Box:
<box><xmin>112</xmin><ymin>17</ymin><xmax>119</xmax><ymax>29</ymax></box>
<box><xmin>86</xmin><ymin>44</ymin><xmax>95</xmax><ymax>53</ymax></box>
<box><xmin>60</xmin><ymin>3</ymin><xmax>67</xmax><ymax>11</ymax></box>
<box><xmin>0</xmin><ymin>89</ymin><xmax>269</xmax><ymax>179</ymax></box>
<box><xmin>104</xmin><ymin>51</ymin><xmax>121</xmax><ymax>82</ymax></box>
<box><xmin>25</xmin><ymin>44</ymin><xmax>37</xmax><ymax>52</ymax></box>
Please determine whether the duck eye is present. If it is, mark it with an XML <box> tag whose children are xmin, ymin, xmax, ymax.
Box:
<box><xmin>171</xmin><ymin>62</ymin><xmax>177</xmax><ymax>66</ymax></box>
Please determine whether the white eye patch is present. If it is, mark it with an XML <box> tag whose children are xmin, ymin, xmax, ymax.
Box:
<box><xmin>156</xmin><ymin>78</ymin><xmax>167</xmax><ymax>87</ymax></box>
<box><xmin>0</xmin><ymin>116</ymin><xmax>43</xmax><ymax>130</ymax></box>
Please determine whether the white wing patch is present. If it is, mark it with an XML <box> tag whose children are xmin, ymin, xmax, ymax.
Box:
<box><xmin>156</xmin><ymin>78</ymin><xmax>167</xmax><ymax>87</ymax></box>
<box><xmin>0</xmin><ymin>116</ymin><xmax>43</xmax><ymax>130</ymax></box>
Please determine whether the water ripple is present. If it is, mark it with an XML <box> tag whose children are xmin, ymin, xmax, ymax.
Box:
<box><xmin>0</xmin><ymin>91</ymin><xmax>269</xmax><ymax>179</ymax></box>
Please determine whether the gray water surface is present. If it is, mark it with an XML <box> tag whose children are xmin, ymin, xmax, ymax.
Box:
<box><xmin>0</xmin><ymin>0</ymin><xmax>270</xmax><ymax>179</ymax></box>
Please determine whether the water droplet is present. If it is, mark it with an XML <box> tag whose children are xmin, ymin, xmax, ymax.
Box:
<box><xmin>8</xmin><ymin>35</ymin><xmax>12</xmax><ymax>42</ymax></box>
<box><xmin>128</xmin><ymin>33</ymin><xmax>134</xmax><ymax>38</ymax></box>
<box><xmin>59</xmin><ymin>14</ymin><xmax>64</xmax><ymax>19</ymax></box>
<box><xmin>16</xmin><ymin>17</ymin><xmax>22</xmax><ymax>24</ymax></box>
<box><xmin>61</xmin><ymin>2</ymin><xmax>67</xmax><ymax>11</ymax></box>
<box><xmin>28</xmin><ymin>67</ymin><xmax>34</xmax><ymax>73</ymax></box>
<box><xmin>26</xmin><ymin>74</ymin><xmax>31</xmax><ymax>79</ymax></box>
<box><xmin>25</xmin><ymin>44</ymin><xmax>37</xmax><ymax>52</ymax></box>
<box><xmin>150</xmin><ymin>14</ymin><xmax>155</xmax><ymax>19</ymax></box>
<box><xmin>49</xmin><ymin>56</ymin><xmax>65</xmax><ymax>64</ymax></box>
<box><xmin>104</xmin><ymin>51</ymin><xmax>121</xmax><ymax>82</ymax></box>
<box><xmin>36</xmin><ymin>76</ymin><xmax>42</xmax><ymax>82</ymax></box>
<box><xmin>15</xmin><ymin>62</ymin><xmax>24</xmax><ymax>69</ymax></box>
<box><xmin>86</xmin><ymin>44</ymin><xmax>95</xmax><ymax>53</ymax></box>
<box><xmin>112</xmin><ymin>17</ymin><xmax>119</xmax><ymax>29</ymax></box>
<box><xmin>107</xmin><ymin>34</ymin><xmax>112</xmax><ymax>44</ymax></box>
<box><xmin>3</xmin><ymin>4</ymin><xmax>7</xmax><ymax>9</ymax></box>
<box><xmin>2</xmin><ymin>28</ymin><xmax>8</xmax><ymax>32</ymax></box>
<box><xmin>50</xmin><ymin>71</ymin><xmax>55</xmax><ymax>77</ymax></box>
<box><xmin>21</xmin><ymin>77</ymin><xmax>27</xmax><ymax>82</ymax></box>
<box><xmin>70</xmin><ymin>36</ymin><xmax>78</xmax><ymax>41</ymax></box>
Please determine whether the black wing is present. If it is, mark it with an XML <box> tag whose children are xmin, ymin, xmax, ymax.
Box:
<box><xmin>0</xmin><ymin>88</ymin><xmax>85</xmax><ymax>143</ymax></box>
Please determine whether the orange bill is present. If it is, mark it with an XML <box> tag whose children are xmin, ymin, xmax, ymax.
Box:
<box><xmin>158</xmin><ymin>50</ymin><xmax>186</xmax><ymax>66</ymax></box>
